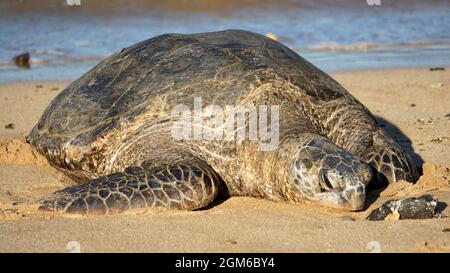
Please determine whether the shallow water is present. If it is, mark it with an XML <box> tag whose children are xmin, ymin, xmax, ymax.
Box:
<box><xmin>0</xmin><ymin>0</ymin><xmax>449</xmax><ymax>82</ymax></box>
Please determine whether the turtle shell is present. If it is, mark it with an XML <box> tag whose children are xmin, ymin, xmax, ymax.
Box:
<box><xmin>29</xmin><ymin>29</ymin><xmax>355</xmax><ymax>179</ymax></box>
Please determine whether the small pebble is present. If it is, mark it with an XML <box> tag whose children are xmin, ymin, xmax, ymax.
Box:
<box><xmin>5</xmin><ymin>123</ymin><xmax>14</xmax><ymax>129</ymax></box>
<box><xmin>429</xmin><ymin>67</ymin><xmax>445</xmax><ymax>71</ymax></box>
<box><xmin>417</xmin><ymin>118</ymin><xmax>425</xmax><ymax>124</ymax></box>
<box><xmin>431</xmin><ymin>137</ymin><xmax>445</xmax><ymax>143</ymax></box>
<box><xmin>12</xmin><ymin>52</ymin><xmax>30</xmax><ymax>68</ymax></box>
<box><xmin>442</xmin><ymin>228</ymin><xmax>450</xmax><ymax>232</ymax></box>
<box><xmin>410</xmin><ymin>103</ymin><xmax>416</xmax><ymax>107</ymax></box>
<box><xmin>224</xmin><ymin>239</ymin><xmax>237</xmax><ymax>245</ymax></box>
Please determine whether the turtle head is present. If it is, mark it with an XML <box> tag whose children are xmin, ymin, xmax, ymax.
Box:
<box><xmin>290</xmin><ymin>139</ymin><xmax>373</xmax><ymax>211</ymax></box>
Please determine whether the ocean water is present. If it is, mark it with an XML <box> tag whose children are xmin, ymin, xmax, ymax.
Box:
<box><xmin>0</xmin><ymin>0</ymin><xmax>449</xmax><ymax>82</ymax></box>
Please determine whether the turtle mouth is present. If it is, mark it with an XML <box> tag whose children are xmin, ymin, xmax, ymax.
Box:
<box><xmin>341</xmin><ymin>187</ymin><xmax>366</xmax><ymax>211</ymax></box>
<box><xmin>314</xmin><ymin>190</ymin><xmax>365</xmax><ymax>211</ymax></box>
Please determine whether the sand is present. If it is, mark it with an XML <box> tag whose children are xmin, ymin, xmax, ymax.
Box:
<box><xmin>0</xmin><ymin>68</ymin><xmax>449</xmax><ymax>253</ymax></box>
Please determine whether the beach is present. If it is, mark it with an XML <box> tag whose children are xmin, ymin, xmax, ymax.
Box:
<box><xmin>0</xmin><ymin>68</ymin><xmax>449</xmax><ymax>252</ymax></box>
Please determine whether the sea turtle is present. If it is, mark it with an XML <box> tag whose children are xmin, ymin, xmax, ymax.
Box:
<box><xmin>28</xmin><ymin>29</ymin><xmax>418</xmax><ymax>214</ymax></box>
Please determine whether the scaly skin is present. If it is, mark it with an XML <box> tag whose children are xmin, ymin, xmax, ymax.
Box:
<box><xmin>290</xmin><ymin>134</ymin><xmax>372</xmax><ymax>211</ymax></box>
<box><xmin>40</xmin><ymin>163</ymin><xmax>220</xmax><ymax>214</ymax></box>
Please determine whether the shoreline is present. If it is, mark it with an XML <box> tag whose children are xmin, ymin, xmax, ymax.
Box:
<box><xmin>2</xmin><ymin>60</ymin><xmax>449</xmax><ymax>85</ymax></box>
<box><xmin>2</xmin><ymin>60</ymin><xmax>449</xmax><ymax>84</ymax></box>
<box><xmin>0</xmin><ymin>67</ymin><xmax>449</xmax><ymax>252</ymax></box>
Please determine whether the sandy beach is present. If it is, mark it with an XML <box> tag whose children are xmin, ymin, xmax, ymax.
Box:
<box><xmin>0</xmin><ymin>68</ymin><xmax>449</xmax><ymax>252</ymax></box>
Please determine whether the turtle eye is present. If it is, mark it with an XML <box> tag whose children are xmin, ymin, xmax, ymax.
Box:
<box><xmin>319</xmin><ymin>171</ymin><xmax>333</xmax><ymax>192</ymax></box>
<box><xmin>323</xmin><ymin>174</ymin><xmax>333</xmax><ymax>189</ymax></box>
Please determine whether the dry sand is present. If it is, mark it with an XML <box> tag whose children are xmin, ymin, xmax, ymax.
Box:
<box><xmin>0</xmin><ymin>68</ymin><xmax>449</xmax><ymax>252</ymax></box>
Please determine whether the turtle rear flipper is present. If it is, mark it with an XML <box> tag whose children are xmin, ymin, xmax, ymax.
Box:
<box><xmin>39</xmin><ymin>163</ymin><xmax>221</xmax><ymax>215</ymax></box>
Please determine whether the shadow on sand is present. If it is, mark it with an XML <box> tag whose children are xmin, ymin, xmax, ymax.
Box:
<box><xmin>375</xmin><ymin>115</ymin><xmax>424</xmax><ymax>170</ymax></box>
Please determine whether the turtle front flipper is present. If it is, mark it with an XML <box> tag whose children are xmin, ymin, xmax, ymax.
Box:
<box><xmin>362</xmin><ymin>129</ymin><xmax>419</xmax><ymax>188</ymax></box>
<box><xmin>39</xmin><ymin>163</ymin><xmax>222</xmax><ymax>215</ymax></box>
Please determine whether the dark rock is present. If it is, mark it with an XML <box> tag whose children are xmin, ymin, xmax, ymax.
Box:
<box><xmin>429</xmin><ymin>67</ymin><xmax>445</xmax><ymax>71</ymax></box>
<box><xmin>12</xmin><ymin>52</ymin><xmax>30</xmax><ymax>68</ymax></box>
<box><xmin>367</xmin><ymin>194</ymin><xmax>438</xmax><ymax>221</ymax></box>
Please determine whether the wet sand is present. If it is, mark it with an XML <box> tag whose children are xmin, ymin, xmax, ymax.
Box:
<box><xmin>0</xmin><ymin>68</ymin><xmax>449</xmax><ymax>252</ymax></box>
